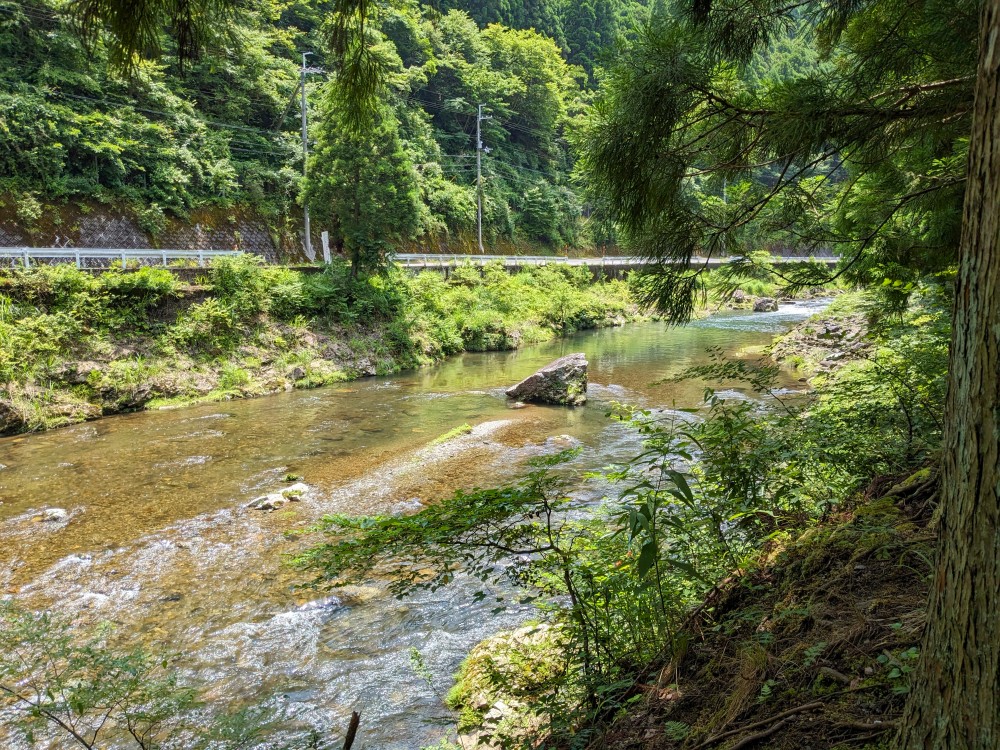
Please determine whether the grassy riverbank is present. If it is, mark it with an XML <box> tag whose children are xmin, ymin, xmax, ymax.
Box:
<box><xmin>0</xmin><ymin>256</ymin><xmax>640</xmax><ymax>435</ymax></box>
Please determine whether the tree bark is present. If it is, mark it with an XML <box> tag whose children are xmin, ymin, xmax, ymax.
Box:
<box><xmin>896</xmin><ymin>2</ymin><xmax>1000</xmax><ymax>747</ymax></box>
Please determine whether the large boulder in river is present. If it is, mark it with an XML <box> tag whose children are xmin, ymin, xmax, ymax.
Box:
<box><xmin>506</xmin><ymin>353</ymin><xmax>588</xmax><ymax>406</ymax></box>
<box><xmin>753</xmin><ymin>297</ymin><xmax>779</xmax><ymax>312</ymax></box>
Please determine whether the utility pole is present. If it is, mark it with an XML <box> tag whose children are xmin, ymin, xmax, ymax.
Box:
<box><xmin>476</xmin><ymin>103</ymin><xmax>492</xmax><ymax>254</ymax></box>
<box><xmin>301</xmin><ymin>52</ymin><xmax>314</xmax><ymax>258</ymax></box>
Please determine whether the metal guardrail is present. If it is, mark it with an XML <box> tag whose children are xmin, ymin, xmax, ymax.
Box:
<box><xmin>0</xmin><ymin>248</ymin><xmax>838</xmax><ymax>270</ymax></box>
<box><xmin>394</xmin><ymin>253</ymin><xmax>837</xmax><ymax>267</ymax></box>
<box><xmin>395</xmin><ymin>253</ymin><xmax>637</xmax><ymax>266</ymax></box>
<box><xmin>0</xmin><ymin>248</ymin><xmax>240</xmax><ymax>269</ymax></box>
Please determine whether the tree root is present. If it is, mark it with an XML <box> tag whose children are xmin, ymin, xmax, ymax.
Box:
<box><xmin>726</xmin><ymin>718</ymin><xmax>791</xmax><ymax>750</ymax></box>
<box><xmin>834</xmin><ymin>719</ymin><xmax>897</xmax><ymax>732</ymax></box>
<box><xmin>689</xmin><ymin>700</ymin><xmax>824</xmax><ymax>750</ymax></box>
<box><xmin>818</xmin><ymin>666</ymin><xmax>852</xmax><ymax>684</ymax></box>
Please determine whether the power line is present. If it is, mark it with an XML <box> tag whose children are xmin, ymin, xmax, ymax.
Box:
<box><xmin>490</xmin><ymin>157</ymin><xmax>564</xmax><ymax>180</ymax></box>
<box><xmin>497</xmin><ymin>119</ymin><xmax>556</xmax><ymax>139</ymax></box>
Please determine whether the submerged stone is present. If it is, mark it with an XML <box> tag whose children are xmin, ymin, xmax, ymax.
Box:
<box><xmin>506</xmin><ymin>353</ymin><xmax>588</xmax><ymax>406</ymax></box>
<box><xmin>247</xmin><ymin>494</ymin><xmax>288</xmax><ymax>511</ymax></box>
<box><xmin>41</xmin><ymin>507</ymin><xmax>69</xmax><ymax>522</ymax></box>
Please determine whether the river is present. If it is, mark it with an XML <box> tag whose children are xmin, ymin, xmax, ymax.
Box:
<box><xmin>0</xmin><ymin>301</ymin><xmax>825</xmax><ymax>749</ymax></box>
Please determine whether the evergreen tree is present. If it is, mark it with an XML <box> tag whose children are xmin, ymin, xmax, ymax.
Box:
<box><xmin>563</xmin><ymin>0</ymin><xmax>602</xmax><ymax>80</ymax></box>
<box><xmin>307</xmin><ymin>97</ymin><xmax>421</xmax><ymax>276</ymax></box>
<box><xmin>519</xmin><ymin>0</ymin><xmax>566</xmax><ymax>47</ymax></box>
<box><xmin>896</xmin><ymin>4</ymin><xmax>1000</xmax><ymax>746</ymax></box>
<box><xmin>584</xmin><ymin>0</ymin><xmax>972</xmax><ymax>317</ymax></box>
<box><xmin>437</xmin><ymin>0</ymin><xmax>566</xmax><ymax>47</ymax></box>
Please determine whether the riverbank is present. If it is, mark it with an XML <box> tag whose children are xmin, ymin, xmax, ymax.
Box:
<box><xmin>435</xmin><ymin>285</ymin><xmax>950</xmax><ymax>750</ymax></box>
<box><xmin>596</xmin><ymin>476</ymin><xmax>935</xmax><ymax>749</ymax></box>
<box><xmin>0</xmin><ymin>256</ymin><xmax>641</xmax><ymax>435</ymax></box>
<box><xmin>447</xmin><ymin>487</ymin><xmax>935</xmax><ymax>750</ymax></box>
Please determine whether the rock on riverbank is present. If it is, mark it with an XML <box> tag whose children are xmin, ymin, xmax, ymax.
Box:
<box><xmin>447</xmin><ymin>623</ymin><xmax>570</xmax><ymax>749</ymax></box>
<box><xmin>769</xmin><ymin>300</ymin><xmax>869</xmax><ymax>376</ymax></box>
<box><xmin>506</xmin><ymin>354</ymin><xmax>588</xmax><ymax>406</ymax></box>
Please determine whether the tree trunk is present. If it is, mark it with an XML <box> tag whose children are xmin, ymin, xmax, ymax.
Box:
<box><xmin>896</xmin><ymin>2</ymin><xmax>1000</xmax><ymax>747</ymax></box>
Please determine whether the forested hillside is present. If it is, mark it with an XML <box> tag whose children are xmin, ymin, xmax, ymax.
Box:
<box><xmin>0</xmin><ymin>0</ymin><xmax>655</xmax><ymax>254</ymax></box>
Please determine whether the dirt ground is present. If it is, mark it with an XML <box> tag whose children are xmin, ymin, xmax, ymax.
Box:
<box><xmin>593</xmin><ymin>468</ymin><xmax>938</xmax><ymax>750</ymax></box>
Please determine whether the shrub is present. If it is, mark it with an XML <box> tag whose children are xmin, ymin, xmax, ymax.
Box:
<box><xmin>265</xmin><ymin>267</ymin><xmax>306</xmax><ymax>320</ymax></box>
<box><xmin>218</xmin><ymin>364</ymin><xmax>251</xmax><ymax>391</ymax></box>
<box><xmin>302</xmin><ymin>260</ymin><xmax>409</xmax><ymax>324</ymax></box>
<box><xmin>3</xmin><ymin>265</ymin><xmax>98</xmax><ymax>312</ymax></box>
<box><xmin>168</xmin><ymin>298</ymin><xmax>237</xmax><ymax>352</ymax></box>
<box><xmin>98</xmin><ymin>267</ymin><xmax>179</xmax><ymax>326</ymax></box>
<box><xmin>209</xmin><ymin>254</ymin><xmax>271</xmax><ymax>318</ymax></box>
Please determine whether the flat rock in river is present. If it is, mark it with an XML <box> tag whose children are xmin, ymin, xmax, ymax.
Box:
<box><xmin>247</xmin><ymin>482</ymin><xmax>311</xmax><ymax>511</ymax></box>
<box><xmin>506</xmin><ymin>353</ymin><xmax>588</xmax><ymax>406</ymax></box>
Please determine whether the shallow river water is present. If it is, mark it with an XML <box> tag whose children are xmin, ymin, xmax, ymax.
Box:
<box><xmin>0</xmin><ymin>301</ymin><xmax>826</xmax><ymax>749</ymax></box>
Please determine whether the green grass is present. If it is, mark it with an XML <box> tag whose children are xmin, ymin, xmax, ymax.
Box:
<box><xmin>431</xmin><ymin>423</ymin><xmax>474</xmax><ymax>445</ymax></box>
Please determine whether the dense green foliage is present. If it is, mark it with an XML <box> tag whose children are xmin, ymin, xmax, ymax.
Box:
<box><xmin>0</xmin><ymin>256</ymin><xmax>636</xmax><ymax>432</ymax></box>
<box><xmin>0</xmin><ymin>0</ymin><xmax>662</xmax><ymax>252</ymax></box>
<box><xmin>298</xmin><ymin>287</ymin><xmax>950</xmax><ymax>747</ymax></box>
<box><xmin>434</xmin><ymin>0</ymin><xmax>649</xmax><ymax>80</ymax></box>
<box><xmin>583</xmin><ymin>0</ymin><xmax>975</xmax><ymax>318</ymax></box>
<box><xmin>309</xmin><ymin>3</ymin><xmax>591</xmax><ymax>256</ymax></box>
<box><xmin>0</xmin><ymin>0</ymin><xmax>305</xmax><ymax>231</ymax></box>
